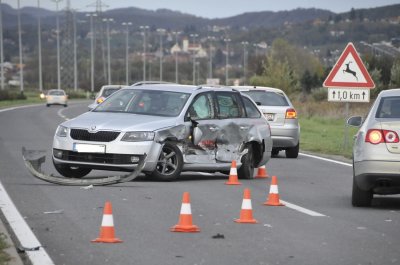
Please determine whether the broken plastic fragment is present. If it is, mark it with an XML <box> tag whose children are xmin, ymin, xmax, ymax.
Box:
<box><xmin>80</xmin><ymin>185</ymin><xmax>94</xmax><ymax>190</ymax></box>
<box><xmin>212</xmin><ymin>233</ymin><xmax>225</xmax><ymax>239</ymax></box>
<box><xmin>17</xmin><ymin>246</ymin><xmax>41</xmax><ymax>253</ymax></box>
<box><xmin>43</xmin><ymin>210</ymin><xmax>64</xmax><ymax>214</ymax></box>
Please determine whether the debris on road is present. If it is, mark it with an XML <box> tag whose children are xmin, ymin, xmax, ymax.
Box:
<box><xmin>80</xmin><ymin>185</ymin><xmax>94</xmax><ymax>190</ymax></box>
<box><xmin>211</xmin><ymin>233</ymin><xmax>225</xmax><ymax>239</ymax></box>
<box><xmin>22</xmin><ymin>147</ymin><xmax>146</xmax><ymax>186</ymax></box>
<box><xmin>17</xmin><ymin>246</ymin><xmax>41</xmax><ymax>253</ymax></box>
<box><xmin>43</xmin><ymin>210</ymin><xmax>64</xmax><ymax>214</ymax></box>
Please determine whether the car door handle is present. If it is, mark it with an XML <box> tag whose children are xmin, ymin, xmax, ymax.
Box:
<box><xmin>240</xmin><ymin>126</ymin><xmax>250</xmax><ymax>130</ymax></box>
<box><xmin>209</xmin><ymin>126</ymin><xmax>219</xmax><ymax>132</ymax></box>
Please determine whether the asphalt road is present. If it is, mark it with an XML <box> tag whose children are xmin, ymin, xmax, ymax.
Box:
<box><xmin>1</xmin><ymin>101</ymin><xmax>400</xmax><ymax>265</ymax></box>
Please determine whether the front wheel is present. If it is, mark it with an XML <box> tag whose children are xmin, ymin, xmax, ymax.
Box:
<box><xmin>53</xmin><ymin>159</ymin><xmax>92</xmax><ymax>178</ymax></box>
<box><xmin>238</xmin><ymin>144</ymin><xmax>254</xmax><ymax>179</ymax></box>
<box><xmin>150</xmin><ymin>142</ymin><xmax>183</xmax><ymax>181</ymax></box>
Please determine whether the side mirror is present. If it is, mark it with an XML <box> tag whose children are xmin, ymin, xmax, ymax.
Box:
<box><xmin>192</xmin><ymin>127</ymin><xmax>203</xmax><ymax>145</ymax></box>
<box><xmin>347</xmin><ymin>116</ymin><xmax>362</xmax><ymax>127</ymax></box>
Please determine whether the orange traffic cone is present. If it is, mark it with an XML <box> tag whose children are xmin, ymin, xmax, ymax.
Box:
<box><xmin>170</xmin><ymin>192</ymin><xmax>200</xmax><ymax>233</ymax></box>
<box><xmin>92</xmin><ymin>201</ymin><xmax>123</xmax><ymax>243</ymax></box>
<box><xmin>235</xmin><ymin>188</ymin><xmax>258</xmax><ymax>224</ymax></box>
<box><xmin>225</xmin><ymin>160</ymin><xmax>242</xmax><ymax>185</ymax></box>
<box><xmin>254</xmin><ymin>165</ymin><xmax>269</xmax><ymax>178</ymax></box>
<box><xmin>263</xmin><ymin>176</ymin><xmax>285</xmax><ymax>206</ymax></box>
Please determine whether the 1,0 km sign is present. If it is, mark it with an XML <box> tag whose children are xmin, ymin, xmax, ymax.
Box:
<box><xmin>328</xmin><ymin>88</ymin><xmax>370</xmax><ymax>102</ymax></box>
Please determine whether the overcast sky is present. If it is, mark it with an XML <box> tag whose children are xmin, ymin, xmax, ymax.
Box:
<box><xmin>4</xmin><ymin>0</ymin><xmax>400</xmax><ymax>18</ymax></box>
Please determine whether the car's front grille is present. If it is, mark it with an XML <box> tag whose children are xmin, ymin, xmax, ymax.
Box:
<box><xmin>70</xmin><ymin>129</ymin><xmax>120</xmax><ymax>142</ymax></box>
<box><xmin>56</xmin><ymin>149</ymin><xmax>139</xmax><ymax>164</ymax></box>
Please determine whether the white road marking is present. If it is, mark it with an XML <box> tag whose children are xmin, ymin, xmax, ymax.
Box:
<box><xmin>0</xmin><ymin>104</ymin><xmax>42</xmax><ymax>113</ymax></box>
<box><xmin>0</xmin><ymin>182</ymin><xmax>55</xmax><ymax>265</ymax></box>
<box><xmin>280</xmin><ymin>200</ymin><xmax>328</xmax><ymax>217</ymax></box>
<box><xmin>57</xmin><ymin>108</ymin><xmax>69</xmax><ymax>120</ymax></box>
<box><xmin>300</xmin><ymin>152</ymin><xmax>352</xmax><ymax>167</ymax></box>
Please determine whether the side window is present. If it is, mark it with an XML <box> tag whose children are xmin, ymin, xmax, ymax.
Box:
<box><xmin>242</xmin><ymin>97</ymin><xmax>261</xmax><ymax>118</ymax></box>
<box><xmin>216</xmin><ymin>92</ymin><xmax>243</xmax><ymax>119</ymax></box>
<box><xmin>188</xmin><ymin>93</ymin><xmax>214</xmax><ymax>120</ymax></box>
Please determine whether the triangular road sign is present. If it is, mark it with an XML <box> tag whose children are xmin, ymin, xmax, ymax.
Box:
<box><xmin>323</xmin><ymin>42</ymin><xmax>375</xmax><ymax>88</ymax></box>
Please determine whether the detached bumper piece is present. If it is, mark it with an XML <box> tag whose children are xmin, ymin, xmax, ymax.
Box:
<box><xmin>22</xmin><ymin>147</ymin><xmax>146</xmax><ymax>186</ymax></box>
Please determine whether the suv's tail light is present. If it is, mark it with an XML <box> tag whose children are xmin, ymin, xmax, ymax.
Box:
<box><xmin>285</xmin><ymin>108</ymin><xmax>297</xmax><ymax>119</ymax></box>
<box><xmin>365</xmin><ymin>129</ymin><xmax>399</xmax><ymax>144</ymax></box>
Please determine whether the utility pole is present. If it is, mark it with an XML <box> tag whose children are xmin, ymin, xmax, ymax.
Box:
<box><xmin>86</xmin><ymin>13</ymin><xmax>97</xmax><ymax>93</ymax></box>
<box><xmin>241</xmin><ymin>41</ymin><xmax>249</xmax><ymax>85</ymax></box>
<box><xmin>37</xmin><ymin>0</ymin><xmax>43</xmax><ymax>91</ymax></box>
<box><xmin>0</xmin><ymin>0</ymin><xmax>4</xmax><ymax>90</ymax></box>
<box><xmin>172</xmin><ymin>31</ymin><xmax>181</xmax><ymax>83</ymax></box>
<box><xmin>157</xmin><ymin>28</ymin><xmax>165</xmax><ymax>81</ymax></box>
<box><xmin>103</xmin><ymin>18</ymin><xmax>113</xmax><ymax>85</ymax></box>
<box><xmin>17</xmin><ymin>0</ymin><xmax>24</xmax><ymax>94</ymax></box>
<box><xmin>224</xmin><ymin>38</ymin><xmax>231</xmax><ymax>85</ymax></box>
<box><xmin>190</xmin><ymin>33</ymin><xmax>198</xmax><ymax>85</ymax></box>
<box><xmin>52</xmin><ymin>0</ymin><xmax>62</xmax><ymax>90</ymax></box>
<box><xmin>122</xmin><ymin>22</ymin><xmax>132</xmax><ymax>85</ymax></box>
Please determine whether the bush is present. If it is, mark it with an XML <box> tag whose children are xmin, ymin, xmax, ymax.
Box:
<box><xmin>311</xmin><ymin>87</ymin><xmax>328</xmax><ymax>102</ymax></box>
<box><xmin>0</xmin><ymin>90</ymin><xmax>26</xmax><ymax>101</ymax></box>
<box><xmin>66</xmin><ymin>89</ymin><xmax>87</xmax><ymax>99</ymax></box>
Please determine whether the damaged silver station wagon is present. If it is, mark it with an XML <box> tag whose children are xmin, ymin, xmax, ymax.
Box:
<box><xmin>52</xmin><ymin>84</ymin><xmax>273</xmax><ymax>181</ymax></box>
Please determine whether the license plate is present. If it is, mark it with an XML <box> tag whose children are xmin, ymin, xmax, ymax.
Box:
<box><xmin>73</xmin><ymin>143</ymin><xmax>105</xmax><ymax>153</ymax></box>
<box><xmin>266</xmin><ymin>113</ymin><xmax>274</xmax><ymax>121</ymax></box>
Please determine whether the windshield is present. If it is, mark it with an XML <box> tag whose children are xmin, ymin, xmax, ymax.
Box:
<box><xmin>102</xmin><ymin>88</ymin><xmax>120</xmax><ymax>97</ymax></box>
<box><xmin>376</xmin><ymin>96</ymin><xmax>400</xmax><ymax>119</ymax></box>
<box><xmin>94</xmin><ymin>89</ymin><xmax>190</xmax><ymax>117</ymax></box>
<box><xmin>48</xmin><ymin>90</ymin><xmax>65</xmax><ymax>96</ymax></box>
<box><xmin>243</xmin><ymin>90</ymin><xmax>289</xmax><ymax>106</ymax></box>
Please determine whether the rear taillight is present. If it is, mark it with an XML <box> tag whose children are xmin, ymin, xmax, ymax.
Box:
<box><xmin>285</xmin><ymin>108</ymin><xmax>297</xmax><ymax>119</ymax></box>
<box><xmin>365</xmin><ymin>129</ymin><xmax>399</xmax><ymax>144</ymax></box>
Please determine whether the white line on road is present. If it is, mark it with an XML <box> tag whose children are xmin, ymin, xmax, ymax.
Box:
<box><xmin>280</xmin><ymin>200</ymin><xmax>328</xmax><ymax>217</ymax></box>
<box><xmin>300</xmin><ymin>152</ymin><xmax>352</xmax><ymax>167</ymax></box>
<box><xmin>57</xmin><ymin>108</ymin><xmax>69</xmax><ymax>120</ymax></box>
<box><xmin>0</xmin><ymin>104</ymin><xmax>42</xmax><ymax>113</ymax></box>
<box><xmin>0</xmin><ymin>182</ymin><xmax>55</xmax><ymax>265</ymax></box>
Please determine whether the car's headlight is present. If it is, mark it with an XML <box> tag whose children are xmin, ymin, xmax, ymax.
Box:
<box><xmin>121</xmin><ymin>131</ymin><xmax>155</xmax><ymax>142</ymax></box>
<box><xmin>56</xmin><ymin>125</ymin><xmax>69</xmax><ymax>137</ymax></box>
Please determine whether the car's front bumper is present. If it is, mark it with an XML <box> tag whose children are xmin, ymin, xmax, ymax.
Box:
<box><xmin>52</xmin><ymin>136</ymin><xmax>162</xmax><ymax>172</ymax></box>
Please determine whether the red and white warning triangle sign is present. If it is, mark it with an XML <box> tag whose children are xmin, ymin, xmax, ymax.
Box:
<box><xmin>323</xmin><ymin>42</ymin><xmax>375</xmax><ymax>88</ymax></box>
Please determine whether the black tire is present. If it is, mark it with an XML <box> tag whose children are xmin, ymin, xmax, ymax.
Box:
<box><xmin>352</xmin><ymin>163</ymin><xmax>373</xmax><ymax>207</ymax></box>
<box><xmin>46</xmin><ymin>104</ymin><xmax>50</xmax><ymax>107</ymax></box>
<box><xmin>285</xmin><ymin>142</ymin><xmax>299</xmax><ymax>158</ymax></box>
<box><xmin>238</xmin><ymin>144</ymin><xmax>255</xmax><ymax>179</ymax></box>
<box><xmin>53</xmin><ymin>160</ymin><xmax>92</xmax><ymax>178</ymax></box>
<box><xmin>150</xmin><ymin>142</ymin><xmax>183</xmax><ymax>181</ymax></box>
<box><xmin>64</xmin><ymin>104</ymin><xmax>68</xmax><ymax>107</ymax></box>
<box><xmin>271</xmin><ymin>148</ymin><xmax>279</xmax><ymax>157</ymax></box>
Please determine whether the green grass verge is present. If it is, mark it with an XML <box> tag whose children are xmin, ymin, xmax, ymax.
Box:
<box><xmin>0</xmin><ymin>233</ymin><xmax>11</xmax><ymax>265</ymax></box>
<box><xmin>299</xmin><ymin>117</ymin><xmax>358</xmax><ymax>159</ymax></box>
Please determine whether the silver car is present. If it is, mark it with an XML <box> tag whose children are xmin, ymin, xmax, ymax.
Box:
<box><xmin>88</xmin><ymin>85</ymin><xmax>125</xmax><ymax>110</ymax></box>
<box><xmin>347</xmin><ymin>88</ymin><xmax>400</xmax><ymax>206</ymax></box>
<box><xmin>234</xmin><ymin>86</ymin><xmax>300</xmax><ymax>158</ymax></box>
<box><xmin>53</xmin><ymin>84</ymin><xmax>273</xmax><ymax>181</ymax></box>
<box><xmin>46</xmin><ymin>89</ymin><xmax>68</xmax><ymax>107</ymax></box>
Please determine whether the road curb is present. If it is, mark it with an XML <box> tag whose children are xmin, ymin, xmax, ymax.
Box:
<box><xmin>0</xmin><ymin>215</ymin><xmax>25</xmax><ymax>265</ymax></box>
